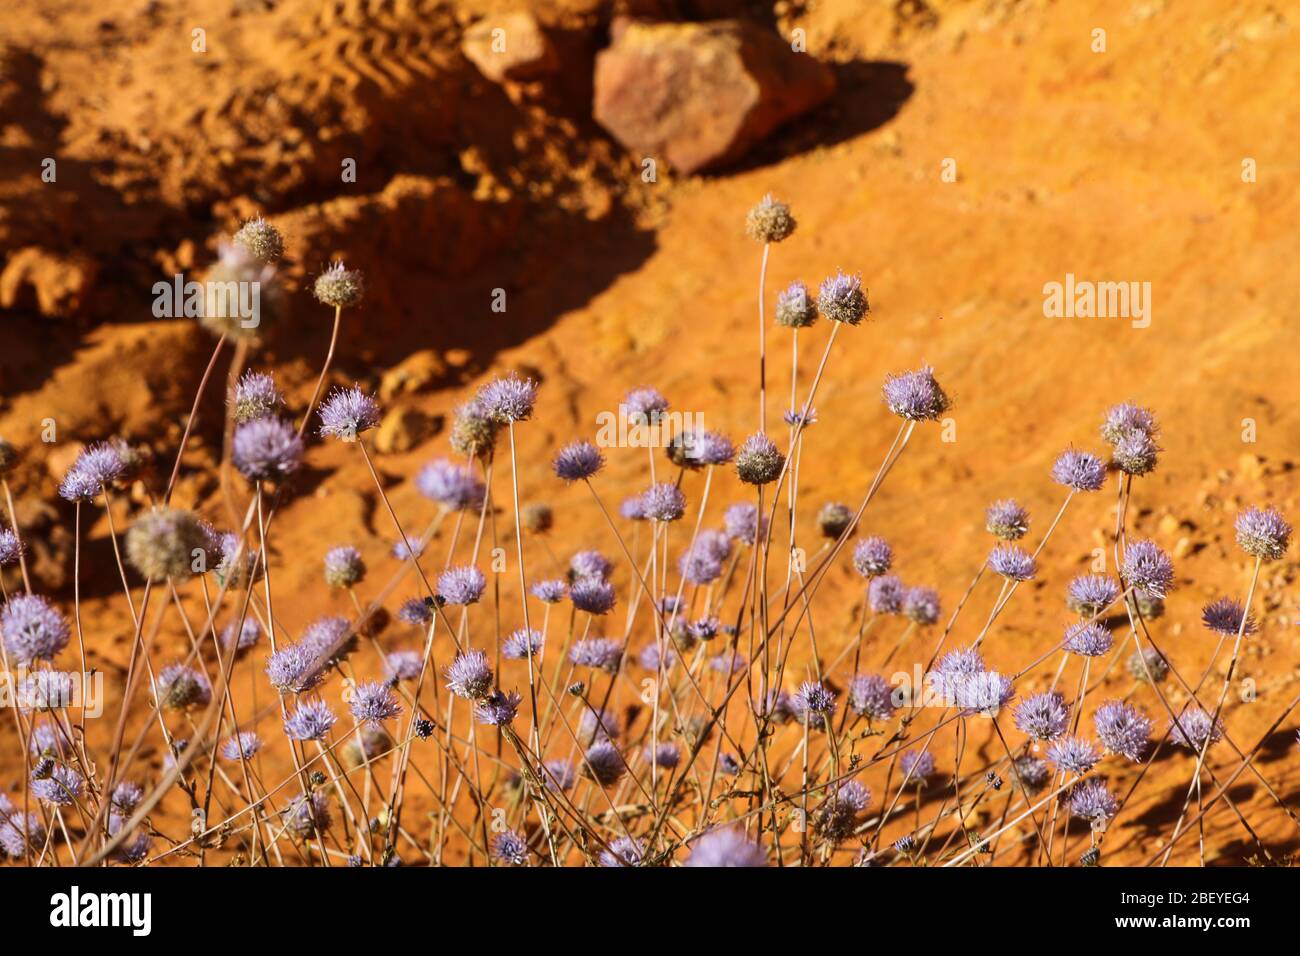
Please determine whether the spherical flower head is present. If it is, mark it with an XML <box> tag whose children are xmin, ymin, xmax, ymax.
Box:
<box><xmin>382</xmin><ymin>650</ymin><xmax>422</xmax><ymax>682</ymax></box>
<box><xmin>231</xmin><ymin>370</ymin><xmax>283</xmax><ymax>424</ymax></box>
<box><xmin>31</xmin><ymin>763</ymin><xmax>84</xmax><ymax>806</ymax></box>
<box><xmin>570</xmin><ymin>577</ymin><xmax>616</xmax><ymax>615</ymax></box>
<box><xmin>313</xmin><ymin>261</ymin><xmax>364</xmax><ymax>308</ymax></box>
<box><xmin>817</xmin><ymin>270</ymin><xmax>869</xmax><ymax>325</ymax></box>
<box><xmin>437</xmin><ymin>565</ymin><xmax>486</xmax><ymax>606</ymax></box>
<box><xmin>679</xmin><ymin>545</ymin><xmax>723</xmax><ymax>585</ymax></box>
<box><xmin>1101</xmin><ymin>402</ymin><xmax>1157</xmax><ymax>445</ymax></box>
<box><xmin>569</xmin><ymin>637</ymin><xmax>623</xmax><ymax>673</ymax></box>
<box><xmin>644</xmin><ymin>741</ymin><xmax>680</xmax><ymax>769</ymax></box>
<box><xmin>477</xmin><ymin>373</ymin><xmax>538</xmax><ymax>424</ymax></box>
<box><xmin>58</xmin><ymin>442</ymin><xmax>126</xmax><ymax>502</ymax></box>
<box><xmin>1201</xmin><ymin>597</ymin><xmax>1256</xmax><ymax>637</ymax></box>
<box><xmin>284</xmin><ymin>699</ymin><xmax>337</xmax><ymax>741</ymax></box>
<box><xmin>1068</xmin><ymin>778</ymin><xmax>1119</xmax><ymax>824</ymax></box>
<box><xmin>882</xmin><ymin>366</ymin><xmax>950</xmax><ymax>421</ymax></box>
<box><xmin>735</xmin><ymin>433</ymin><xmax>785</xmax><ymax>485</ymax></box>
<box><xmin>220</xmin><ymin>732</ymin><xmax>262</xmax><ymax>762</ymax></box>
<box><xmin>987</xmin><ymin>544</ymin><xmax>1035</xmax><ymax>582</ymax></box>
<box><xmin>570</xmin><ymin>550</ymin><xmax>613</xmax><ymax>581</ymax></box>
<box><xmin>445</xmin><ymin>650</ymin><xmax>494</xmax><ymax>700</ymax></box>
<box><xmin>934</xmin><ymin>646</ymin><xmax>985</xmax><ymax>702</ymax></box>
<box><xmin>300</xmin><ymin>616</ymin><xmax>356</xmax><ymax>668</ymax></box>
<box><xmin>1127</xmin><ymin>646</ymin><xmax>1168</xmax><ymax>683</ymax></box>
<box><xmin>232</xmin><ymin>216</ymin><xmax>284</xmax><ymax>264</ymax></box>
<box><xmin>1234</xmin><ymin>506</ymin><xmax>1291</xmax><ymax>561</ymax></box>
<box><xmin>0</xmin><ymin>527</ymin><xmax>24</xmax><ymax>567</ymax></box>
<box><xmin>0</xmin><ymin>809</ymin><xmax>45</xmax><ymax>858</ymax></box>
<box><xmin>582</xmin><ymin>739</ymin><xmax>626</xmax><ymax>786</ymax></box>
<box><xmin>1014</xmin><ymin>691</ymin><xmax>1069</xmax><ymax>741</ymax></box>
<box><xmin>200</xmin><ymin>243</ymin><xmax>280</xmax><ymax>341</ymax></box>
<box><xmin>724</xmin><ymin>501</ymin><xmax>767</xmax><ymax>545</ymax></box>
<box><xmin>1051</xmin><ymin>448</ymin><xmax>1106</xmax><ymax>492</ymax></box>
<box><xmin>487</xmin><ymin>828</ymin><xmax>527</xmax><ymax>866</ymax></box>
<box><xmin>792</xmin><ymin>681</ymin><xmax>837</xmax><ymax>729</ymax></box>
<box><xmin>541</xmin><ymin>760</ymin><xmax>576</xmax><ymax>793</ymax></box>
<box><xmin>323</xmin><ymin>545</ymin><xmax>365</xmax><ymax>589</ymax></box>
<box><xmin>620</xmin><ymin>495</ymin><xmax>647</xmax><ymax>521</ymax></box>
<box><xmin>1111</xmin><ymin>430</ymin><xmax>1160</xmax><ymax>476</ymax></box>
<box><xmin>1047</xmin><ymin>736</ymin><xmax>1101</xmax><ymax>776</ymax></box>
<box><xmin>232</xmin><ymin>417</ymin><xmax>303</xmax><ymax>482</ymax></box>
<box><xmin>817</xmin><ymin>780</ymin><xmax>872</xmax><ymax>842</ymax></box>
<box><xmin>530</xmin><ymin>579</ymin><xmax>568</xmax><ymax>604</ymax></box>
<box><xmin>156</xmin><ymin>663</ymin><xmax>212</xmax><ymax>710</ymax></box>
<box><xmin>318</xmin><ymin>386</ymin><xmax>381</xmax><ymax>441</ymax></box>
<box><xmin>125</xmin><ymin>507</ymin><xmax>208</xmax><ymax>581</ymax></box>
<box><xmin>816</xmin><ymin>502</ymin><xmax>852</xmax><ymax>540</ymax></box>
<box><xmin>1169</xmin><ymin>706</ymin><xmax>1223</xmax><ymax>751</ymax></box>
<box><xmin>774</xmin><ymin>280</ymin><xmax>817</xmax><ymax>328</ymax></box>
<box><xmin>1010</xmin><ymin>755</ymin><xmax>1049</xmax><ymax>793</ymax></box>
<box><xmin>1</xmin><ymin>594</ymin><xmax>70</xmax><ymax>665</ymax></box>
<box><xmin>414</xmin><ymin>460</ymin><xmax>484</xmax><ymax>514</ymax></box>
<box><xmin>450</xmin><ymin>399</ymin><xmax>501</xmax><ymax>459</ymax></box>
<box><xmin>623</xmin><ymin>386</ymin><xmax>669</xmax><ymax>426</ymax></box>
<box><xmin>266</xmin><ymin>642</ymin><xmax>325</xmax><ymax>695</ymax></box>
<box><xmin>848</xmin><ymin>673</ymin><xmax>897</xmax><ymax>721</ymax></box>
<box><xmin>1064</xmin><ymin>621</ymin><xmax>1113</xmax><ymax>657</ymax></box>
<box><xmin>350</xmin><ymin>681</ymin><xmax>401</xmax><ymax>726</ymax></box>
<box><xmin>640</xmin><ymin>482</ymin><xmax>686</xmax><ymax>522</ymax></box>
<box><xmin>395</xmin><ymin>598</ymin><xmax>432</xmax><ymax>629</ymax></box>
<box><xmin>543</xmin><ymin>438</ymin><xmax>602</xmax><ymax>483</ymax></box>
<box><xmin>1067</xmin><ymin>574</ymin><xmax>1120</xmax><ymax>617</ymax></box>
<box><xmin>685</xmin><ymin>827</ymin><xmax>767</xmax><ymax>867</ymax></box>
<box><xmin>599</xmin><ymin>835</ymin><xmax>645</xmax><ymax>867</ymax></box>
<box><xmin>868</xmin><ymin>575</ymin><xmax>905</xmax><ymax>614</ymax></box>
<box><xmin>850</xmin><ymin>536</ymin><xmax>891</xmax><ymax>579</ymax></box>
<box><xmin>667</xmin><ymin>428</ymin><xmax>735</xmax><ymax>469</ymax></box>
<box><xmin>955</xmin><ymin>670</ymin><xmax>1014</xmax><ymax>717</ymax></box>
<box><xmin>637</xmin><ymin>641</ymin><xmax>676</xmax><ymax>672</ymax></box>
<box><xmin>28</xmin><ymin>722</ymin><xmax>60</xmax><ymax>758</ymax></box>
<box><xmin>903</xmin><ymin>586</ymin><xmax>941</xmax><ymax>625</ymax></box>
<box><xmin>745</xmin><ymin>194</ymin><xmax>796</xmax><ymax>243</ymax></box>
<box><xmin>282</xmin><ymin>791</ymin><xmax>331</xmax><ymax>837</ymax></box>
<box><xmin>985</xmin><ymin>499</ymin><xmax>1030</xmax><ymax>540</ymax></box>
<box><xmin>899</xmin><ymin>749</ymin><xmax>936</xmax><ymax>783</ymax></box>
<box><xmin>495</xmin><ymin>628</ymin><xmax>542</xmax><ymax>664</ymax></box>
<box><xmin>1121</xmin><ymin>539</ymin><xmax>1175</xmax><ymax>598</ymax></box>
<box><xmin>1094</xmin><ymin>699</ymin><xmax>1152</xmax><ymax>762</ymax></box>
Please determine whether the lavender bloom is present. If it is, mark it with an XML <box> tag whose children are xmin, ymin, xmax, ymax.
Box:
<box><xmin>783</xmin><ymin>405</ymin><xmax>817</xmax><ymax>427</ymax></box>
<box><xmin>445</xmin><ymin>651</ymin><xmax>493</xmax><ymax>700</ymax></box>
<box><xmin>578</xmin><ymin>708</ymin><xmax>621</xmax><ymax>745</ymax></box>
<box><xmin>222</xmin><ymin>616</ymin><xmax>261</xmax><ymax>653</ymax></box>
<box><xmin>1101</xmin><ymin>402</ymin><xmax>1157</xmax><ymax>445</ymax></box>
<box><xmin>232</xmin><ymin>418</ymin><xmax>303</xmax><ymax>481</ymax></box>
<box><xmin>685</xmin><ymin>827</ymin><xmax>767</xmax><ymax>867</ymax></box>
<box><xmin>266</xmin><ymin>642</ymin><xmax>323</xmax><ymax>694</ymax></box>
<box><xmin>391</xmin><ymin>538</ymin><xmax>424</xmax><ymax>560</ymax></box>
<box><xmin>1112</xmin><ymin>430</ymin><xmax>1160</xmax><ymax>476</ymax></box>
<box><xmin>477</xmin><ymin>374</ymin><xmax>538</xmax><ymax>423</ymax></box>
<box><xmin>1047</xmin><ymin>736</ymin><xmax>1101</xmax><ymax>775</ymax></box>
<box><xmin>882</xmin><ymin>366</ymin><xmax>950</xmax><ymax>421</ymax></box>
<box><xmin>719</xmin><ymin>752</ymin><xmax>741</xmax><ymax>775</ymax></box>
<box><xmin>669</xmin><ymin>428</ymin><xmax>734</xmax><ymax>468</ymax></box>
<box><xmin>220</xmin><ymin>732</ymin><xmax>262</xmax><ymax>761</ymax></box>
<box><xmin>0</xmin><ymin>810</ymin><xmax>45</xmax><ymax>858</ymax></box>
<box><xmin>1014</xmin><ymin>755</ymin><xmax>1051</xmax><ymax>792</ymax></box>
<box><xmin>530</xmin><ymin>579</ymin><xmax>567</xmax><ymax>603</ymax></box>
<box><xmin>570</xmin><ymin>550</ymin><xmax>613</xmax><ymax>581</ymax></box>
<box><xmin>637</xmin><ymin>642</ymin><xmax>676</xmax><ymax>671</ymax></box>
<box><xmin>1014</xmin><ymin>691</ymin><xmax>1069</xmax><ymax>741</ymax></box>
<box><xmin>1121</xmin><ymin>540</ymin><xmax>1175</xmax><ymax>598</ymax></box>
<box><xmin>868</xmin><ymin>575</ymin><xmax>905</xmax><ymax>614</ymax></box>
<box><xmin>1064</xmin><ymin>621</ymin><xmax>1113</xmax><ymax>657</ymax></box>
<box><xmin>724</xmin><ymin>502</ymin><xmax>767</xmax><ymax>544</ymax></box>
<box><xmin>31</xmin><ymin>763</ymin><xmax>84</xmax><ymax>806</ymax></box>
<box><xmin>396</xmin><ymin>598</ymin><xmax>432</xmax><ymax>626</ymax></box>
<box><xmin>848</xmin><ymin>673</ymin><xmax>897</xmax><ymax>721</ymax></box>
<box><xmin>0</xmin><ymin>528</ymin><xmax>23</xmax><ymax>567</ymax></box>
<box><xmin>1068</xmin><ymin>778</ymin><xmax>1119</xmax><ymax>823</ymax></box>
<box><xmin>641</xmin><ymin>482</ymin><xmax>686</xmax><ymax>522</ymax></box>
<box><xmin>491</xmin><ymin>830</ymin><xmax>528</xmax><ymax>866</ymax></box>
<box><xmin>902</xmin><ymin>586</ymin><xmax>941</xmax><ymax>625</ymax></box>
<box><xmin>599</xmin><ymin>836</ymin><xmax>645</xmax><ymax>867</ymax></box>
<box><xmin>112</xmin><ymin>781</ymin><xmax>144</xmax><ymax>812</ymax></box>
<box><xmin>349</xmin><ymin>681</ymin><xmax>401</xmax><ymax>726</ymax></box>
<box><xmin>761</xmin><ymin>690</ymin><xmax>796</xmax><ymax>725</ymax></box>
<box><xmin>58</xmin><ymin>443</ymin><xmax>126</xmax><ymax>501</ymax></box>
<box><xmin>502</xmin><ymin>628</ymin><xmax>544</xmax><ymax>660</ymax></box>
<box><xmin>2</xmin><ymin>594</ymin><xmax>70</xmax><ymax>665</ymax></box>
<box><xmin>620</xmin><ymin>495</ymin><xmax>646</xmax><ymax>520</ymax></box>
<box><xmin>1235</xmin><ymin>506</ymin><xmax>1291</xmax><ymax>561</ymax></box>
<box><xmin>1051</xmin><ymin>448</ymin><xmax>1106</xmax><ymax>492</ymax></box>
<box><xmin>437</xmin><ymin>565</ymin><xmax>486</xmax><ymax>605</ymax></box>
<box><xmin>792</xmin><ymin>681</ymin><xmax>837</xmax><ymax>729</ymax></box>
<box><xmin>108</xmin><ymin>813</ymin><xmax>151</xmax><ymax>863</ymax></box>
<box><xmin>775</xmin><ymin>280</ymin><xmax>817</xmax><ymax>328</ymax></box>
<box><xmin>709</xmin><ymin>651</ymin><xmax>746</xmax><ymax>675</ymax></box>
<box><xmin>956</xmin><ymin>671</ymin><xmax>1015</xmax><ymax>717</ymax></box>
<box><xmin>384</xmin><ymin>650</ymin><xmax>423</xmax><ymax>681</ymax></box>
<box><xmin>899</xmin><ymin>749</ymin><xmax>936</xmax><ymax>784</ymax></box>
<box><xmin>1201</xmin><ymin>598</ymin><xmax>1256</xmax><ymax>637</ymax></box>
<box><xmin>687</xmin><ymin>617</ymin><xmax>720</xmax><ymax>642</ymax></box>
<box><xmin>319</xmin><ymin>387</ymin><xmax>380</xmax><ymax>440</ymax></box>
<box><xmin>1067</xmin><ymin>574</ymin><xmax>1121</xmax><ymax>617</ymax></box>
<box><xmin>985</xmin><ymin>499</ymin><xmax>1030</xmax><ymax>540</ymax></box>
<box><xmin>28</xmin><ymin>723</ymin><xmax>61</xmax><ymax>758</ymax></box>
<box><xmin>817</xmin><ymin>780</ymin><xmax>871</xmax><ymax>842</ymax></box>
<box><xmin>300</xmin><ymin>616</ymin><xmax>355</xmax><ymax>666</ymax></box>
<box><xmin>852</xmin><ymin>537</ymin><xmax>891</xmax><ymax>578</ymax></box>
<box><xmin>624</xmin><ymin>387</ymin><xmax>669</xmax><ymax>425</ymax></box>
<box><xmin>570</xmin><ymin>577</ymin><xmax>616</xmax><ymax>615</ymax></box>
<box><xmin>284</xmin><ymin>700</ymin><xmax>337</xmax><ymax>741</ymax></box>
<box><xmin>817</xmin><ymin>271</ymin><xmax>869</xmax><ymax>325</ymax></box>
<box><xmin>1094</xmin><ymin>700</ymin><xmax>1152</xmax><ymax>761</ymax></box>
<box><xmin>582</xmin><ymin>739</ymin><xmax>626</xmax><ymax>786</ymax></box>
<box><xmin>1169</xmin><ymin>706</ymin><xmax>1223</xmax><ymax>751</ymax></box>
<box><xmin>934</xmin><ymin>647</ymin><xmax>985</xmax><ymax>702</ymax></box>
<box><xmin>156</xmin><ymin>663</ymin><xmax>212</xmax><ymax>710</ymax></box>
<box><xmin>644</xmin><ymin>741</ymin><xmax>680</xmax><ymax>769</ymax></box>
<box><xmin>323</xmin><ymin>545</ymin><xmax>365</xmax><ymax>589</ymax></box>
<box><xmin>282</xmin><ymin>791</ymin><xmax>331</xmax><ymax>837</ymax></box>
<box><xmin>474</xmin><ymin>690</ymin><xmax>522</xmax><ymax>726</ymax></box>
<box><xmin>987</xmin><ymin>544</ymin><xmax>1035</xmax><ymax>581</ymax></box>
<box><xmin>569</xmin><ymin>638</ymin><xmax>623</xmax><ymax>673</ymax></box>
<box><xmin>542</xmin><ymin>760</ymin><xmax>576</xmax><ymax>792</ymax></box>
<box><xmin>553</xmin><ymin>441</ymin><xmax>604</xmax><ymax>481</ymax></box>
<box><xmin>231</xmin><ymin>370</ymin><xmax>283</xmax><ymax>423</ymax></box>
<box><xmin>734</xmin><ymin>433</ymin><xmax>785</xmax><ymax>485</ymax></box>
<box><xmin>679</xmin><ymin>543</ymin><xmax>724</xmax><ymax>585</ymax></box>
<box><xmin>415</xmin><ymin>459</ymin><xmax>485</xmax><ymax>512</ymax></box>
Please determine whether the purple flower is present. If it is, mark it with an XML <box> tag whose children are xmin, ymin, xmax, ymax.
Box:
<box><xmin>319</xmin><ymin>387</ymin><xmax>381</xmax><ymax>440</ymax></box>
<box><xmin>902</xmin><ymin>586</ymin><xmax>941</xmax><ymax>625</ymax></box>
<box><xmin>1047</xmin><ymin>736</ymin><xmax>1101</xmax><ymax>775</ymax></box>
<box><xmin>553</xmin><ymin>441</ymin><xmax>604</xmax><ymax>481</ymax></box>
<box><xmin>396</xmin><ymin>598</ymin><xmax>432</xmax><ymax>626</ymax></box>
<box><xmin>385</xmin><ymin>650</ymin><xmax>423</xmax><ymax>681</ymax></box>
<box><xmin>599</xmin><ymin>836</ymin><xmax>645</xmax><ymax>867</ymax></box>
<box><xmin>474</xmin><ymin>689</ymin><xmax>522</xmax><ymax>726</ymax></box>
<box><xmin>284</xmin><ymin>699</ymin><xmax>337</xmax><ymax>741</ymax></box>
<box><xmin>868</xmin><ymin>575</ymin><xmax>905</xmax><ymax>614</ymax></box>
<box><xmin>637</xmin><ymin>642</ymin><xmax>675</xmax><ymax>671</ymax></box>
<box><xmin>0</xmin><ymin>810</ymin><xmax>45</xmax><ymax>858</ymax></box>
<box><xmin>156</xmin><ymin>663</ymin><xmax>212</xmax><ymax>710</ymax></box>
<box><xmin>437</xmin><ymin>565</ymin><xmax>486</xmax><ymax>605</ymax></box>
<box><xmin>685</xmin><ymin>827</ymin><xmax>767</xmax><ymax>867</ymax></box>
<box><xmin>620</xmin><ymin>496</ymin><xmax>646</xmax><ymax>520</ymax></box>
<box><xmin>570</xmin><ymin>577</ymin><xmax>616</xmax><ymax>615</ymax></box>
<box><xmin>1168</xmin><ymin>706</ymin><xmax>1223</xmax><ymax>751</ymax></box>
<box><xmin>1112</xmin><ymin>431</ymin><xmax>1160</xmax><ymax>476</ymax></box>
<box><xmin>679</xmin><ymin>542</ymin><xmax>725</xmax><ymax>585</ymax></box>
<box><xmin>492</xmin><ymin>829</ymin><xmax>528</xmax><ymax>865</ymax></box>
<box><xmin>1121</xmin><ymin>540</ymin><xmax>1175</xmax><ymax>598</ymax></box>
<box><xmin>222</xmin><ymin>616</ymin><xmax>261</xmax><ymax>653</ymax></box>
<box><xmin>233</xmin><ymin>418</ymin><xmax>303</xmax><ymax>481</ymax></box>
<box><xmin>644</xmin><ymin>741</ymin><xmax>680</xmax><ymax>768</ymax></box>
<box><xmin>783</xmin><ymin>406</ymin><xmax>818</xmax><ymax>427</ymax></box>
<box><xmin>1201</xmin><ymin>598</ymin><xmax>1256</xmax><ymax>637</ymax></box>
<box><xmin>687</xmin><ymin>616</ymin><xmax>720</xmax><ymax>641</ymax></box>
<box><xmin>220</xmin><ymin>732</ymin><xmax>262</xmax><ymax>761</ymax></box>
<box><xmin>882</xmin><ymin>366</ymin><xmax>950</xmax><ymax>421</ymax></box>
<box><xmin>582</xmin><ymin>739</ymin><xmax>625</xmax><ymax>786</ymax></box>
<box><xmin>1068</xmin><ymin>778</ymin><xmax>1119</xmax><ymax>823</ymax></box>
<box><xmin>415</xmin><ymin>459</ymin><xmax>485</xmax><ymax>512</ymax></box>
<box><xmin>624</xmin><ymin>386</ymin><xmax>669</xmax><ymax>425</ymax></box>
<box><xmin>569</xmin><ymin>638</ymin><xmax>623</xmax><ymax>673</ymax></box>
<box><xmin>641</xmin><ymin>482</ymin><xmax>686</xmax><ymax>522</ymax></box>
<box><xmin>792</xmin><ymin>681</ymin><xmax>837</xmax><ymax>729</ymax></box>
<box><xmin>1235</xmin><ymin>506</ymin><xmax>1291</xmax><ymax>561</ymax></box>
<box><xmin>818</xmin><ymin>780</ymin><xmax>872</xmax><ymax>841</ymax></box>
<box><xmin>58</xmin><ymin>443</ymin><xmax>126</xmax><ymax>502</ymax></box>
<box><xmin>985</xmin><ymin>499</ymin><xmax>1030</xmax><ymax>540</ymax></box>
<box><xmin>301</xmin><ymin>616</ymin><xmax>354</xmax><ymax>665</ymax></box>
<box><xmin>477</xmin><ymin>373</ymin><xmax>538</xmax><ymax>423</ymax></box>
<box><xmin>266</xmin><ymin>642</ymin><xmax>324</xmax><ymax>694</ymax></box>
<box><xmin>1014</xmin><ymin>691</ymin><xmax>1068</xmax><ymax>741</ymax></box>
<box><xmin>674</xmin><ymin>429</ymin><xmax>735</xmax><ymax>467</ymax></box>
<box><xmin>530</xmin><ymin>579</ymin><xmax>567</xmax><ymax>603</ymax></box>
<box><xmin>816</xmin><ymin>271</ymin><xmax>869</xmax><ymax>325</ymax></box>
<box><xmin>1013</xmin><ymin>755</ymin><xmax>1051</xmax><ymax>792</ymax></box>
<box><xmin>1101</xmin><ymin>402</ymin><xmax>1157</xmax><ymax>445</ymax></box>
<box><xmin>899</xmin><ymin>749</ymin><xmax>936</xmax><ymax>783</ymax></box>
<box><xmin>734</xmin><ymin>433</ymin><xmax>785</xmax><ymax>485</ymax></box>
<box><xmin>391</xmin><ymin>538</ymin><xmax>424</xmax><ymax>560</ymax></box>
<box><xmin>1064</xmin><ymin>621</ymin><xmax>1113</xmax><ymax>657</ymax></box>
<box><xmin>1094</xmin><ymin>700</ymin><xmax>1152</xmax><ymax>761</ymax></box>
<box><xmin>987</xmin><ymin>544</ymin><xmax>1035</xmax><ymax>582</ymax></box>
<box><xmin>955</xmin><ymin>671</ymin><xmax>1014</xmax><ymax>716</ymax></box>
<box><xmin>0</xmin><ymin>528</ymin><xmax>23</xmax><ymax>567</ymax></box>
<box><xmin>724</xmin><ymin>502</ymin><xmax>766</xmax><ymax>545</ymax></box>
<box><xmin>934</xmin><ymin>647</ymin><xmax>985</xmax><ymax>702</ymax></box>
<box><xmin>709</xmin><ymin>651</ymin><xmax>746</xmax><ymax>675</ymax></box>
<box><xmin>31</xmin><ymin>763</ymin><xmax>84</xmax><ymax>806</ymax></box>
<box><xmin>847</xmin><ymin>673</ymin><xmax>897</xmax><ymax>721</ymax></box>
<box><xmin>282</xmin><ymin>791</ymin><xmax>331</xmax><ymax>837</ymax></box>
<box><xmin>502</xmin><ymin>628</ymin><xmax>544</xmax><ymax>661</ymax></box>
<box><xmin>852</xmin><ymin>537</ymin><xmax>891</xmax><ymax>578</ymax></box>
<box><xmin>323</xmin><ymin>545</ymin><xmax>365</xmax><ymax>589</ymax></box>
<box><xmin>578</xmin><ymin>708</ymin><xmax>621</xmax><ymax>744</ymax></box>
<box><xmin>570</xmin><ymin>550</ymin><xmax>613</xmax><ymax>581</ymax></box>
<box><xmin>1051</xmin><ymin>448</ymin><xmax>1106</xmax><ymax>492</ymax></box>
<box><xmin>1</xmin><ymin>594</ymin><xmax>70</xmax><ymax>665</ymax></box>
<box><xmin>541</xmin><ymin>760</ymin><xmax>576</xmax><ymax>792</ymax></box>
<box><xmin>231</xmin><ymin>370</ymin><xmax>283</xmax><ymax>423</ymax></box>
<box><xmin>349</xmin><ymin>681</ymin><xmax>401</xmax><ymax>725</ymax></box>
<box><xmin>1067</xmin><ymin>574</ymin><xmax>1120</xmax><ymax>617</ymax></box>
<box><xmin>445</xmin><ymin>651</ymin><xmax>493</xmax><ymax>700</ymax></box>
